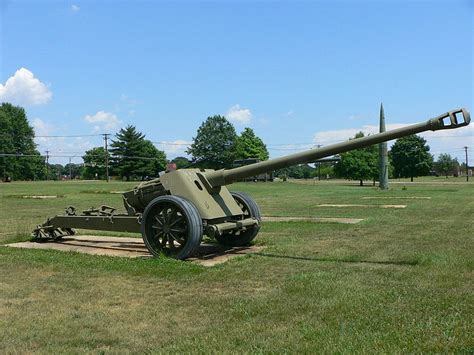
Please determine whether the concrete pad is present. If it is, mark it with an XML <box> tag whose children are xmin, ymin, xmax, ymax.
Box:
<box><xmin>188</xmin><ymin>245</ymin><xmax>265</xmax><ymax>267</ymax></box>
<box><xmin>22</xmin><ymin>195</ymin><xmax>59</xmax><ymax>199</ymax></box>
<box><xmin>5</xmin><ymin>235</ymin><xmax>264</xmax><ymax>267</ymax></box>
<box><xmin>318</xmin><ymin>204</ymin><xmax>406</xmax><ymax>209</ymax></box>
<box><xmin>361</xmin><ymin>196</ymin><xmax>431</xmax><ymax>200</ymax></box>
<box><xmin>262</xmin><ymin>216</ymin><xmax>363</xmax><ymax>224</ymax></box>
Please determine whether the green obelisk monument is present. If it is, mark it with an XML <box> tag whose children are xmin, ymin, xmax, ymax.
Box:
<box><xmin>379</xmin><ymin>103</ymin><xmax>389</xmax><ymax>189</ymax></box>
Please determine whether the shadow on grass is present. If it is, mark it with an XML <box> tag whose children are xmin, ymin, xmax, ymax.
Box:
<box><xmin>254</xmin><ymin>252</ymin><xmax>419</xmax><ymax>266</ymax></box>
<box><xmin>20</xmin><ymin>237</ymin><xmax>256</xmax><ymax>261</ymax></box>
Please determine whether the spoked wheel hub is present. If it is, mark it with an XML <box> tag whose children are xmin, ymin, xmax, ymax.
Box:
<box><xmin>141</xmin><ymin>195</ymin><xmax>203</xmax><ymax>259</ymax></box>
<box><xmin>150</xmin><ymin>203</ymin><xmax>187</xmax><ymax>249</ymax></box>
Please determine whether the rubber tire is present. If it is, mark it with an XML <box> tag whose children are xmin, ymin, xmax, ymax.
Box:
<box><xmin>215</xmin><ymin>191</ymin><xmax>261</xmax><ymax>247</ymax></box>
<box><xmin>141</xmin><ymin>195</ymin><xmax>203</xmax><ymax>260</ymax></box>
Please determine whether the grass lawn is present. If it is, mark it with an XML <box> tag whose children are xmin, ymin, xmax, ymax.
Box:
<box><xmin>0</xmin><ymin>179</ymin><xmax>473</xmax><ymax>352</ymax></box>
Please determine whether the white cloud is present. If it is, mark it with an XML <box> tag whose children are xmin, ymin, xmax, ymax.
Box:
<box><xmin>32</xmin><ymin>118</ymin><xmax>55</xmax><ymax>144</ymax></box>
<box><xmin>71</xmin><ymin>4</ymin><xmax>80</xmax><ymax>12</ymax></box>
<box><xmin>117</xmin><ymin>94</ymin><xmax>141</xmax><ymax>116</ymax></box>
<box><xmin>313</xmin><ymin>123</ymin><xmax>408</xmax><ymax>145</ymax></box>
<box><xmin>0</xmin><ymin>68</ymin><xmax>52</xmax><ymax>106</ymax></box>
<box><xmin>32</xmin><ymin>118</ymin><xmax>52</xmax><ymax>136</ymax></box>
<box><xmin>313</xmin><ymin>123</ymin><xmax>473</xmax><ymax>161</ymax></box>
<box><xmin>155</xmin><ymin>140</ymin><xmax>192</xmax><ymax>159</ymax></box>
<box><xmin>420</xmin><ymin>124</ymin><xmax>473</xmax><ymax>159</ymax></box>
<box><xmin>226</xmin><ymin>104</ymin><xmax>252</xmax><ymax>125</ymax></box>
<box><xmin>258</xmin><ymin>117</ymin><xmax>269</xmax><ymax>125</ymax></box>
<box><xmin>65</xmin><ymin>137</ymin><xmax>94</xmax><ymax>152</ymax></box>
<box><xmin>120</xmin><ymin>94</ymin><xmax>140</xmax><ymax>105</ymax></box>
<box><xmin>279</xmin><ymin>143</ymin><xmax>314</xmax><ymax>152</ymax></box>
<box><xmin>84</xmin><ymin>111</ymin><xmax>121</xmax><ymax>131</ymax></box>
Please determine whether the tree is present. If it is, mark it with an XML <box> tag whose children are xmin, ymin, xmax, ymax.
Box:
<box><xmin>333</xmin><ymin>132</ymin><xmax>378</xmax><ymax>186</ymax></box>
<box><xmin>460</xmin><ymin>162</ymin><xmax>468</xmax><ymax>177</ymax></box>
<box><xmin>235</xmin><ymin>128</ymin><xmax>269</xmax><ymax>161</ymax></box>
<box><xmin>110</xmin><ymin>125</ymin><xmax>145</xmax><ymax>181</ymax></box>
<box><xmin>390</xmin><ymin>135</ymin><xmax>433</xmax><ymax>182</ymax></box>
<box><xmin>82</xmin><ymin>147</ymin><xmax>107</xmax><ymax>179</ymax></box>
<box><xmin>170</xmin><ymin>156</ymin><xmax>191</xmax><ymax>169</ymax></box>
<box><xmin>275</xmin><ymin>164</ymin><xmax>315</xmax><ymax>179</ymax></box>
<box><xmin>435</xmin><ymin>153</ymin><xmax>458</xmax><ymax>178</ymax></box>
<box><xmin>135</xmin><ymin>140</ymin><xmax>167</xmax><ymax>180</ymax></box>
<box><xmin>110</xmin><ymin>126</ymin><xmax>167</xmax><ymax>180</ymax></box>
<box><xmin>0</xmin><ymin>103</ymin><xmax>44</xmax><ymax>180</ymax></box>
<box><xmin>48</xmin><ymin>163</ymin><xmax>64</xmax><ymax>180</ymax></box>
<box><xmin>187</xmin><ymin>115</ymin><xmax>237</xmax><ymax>169</ymax></box>
<box><xmin>317</xmin><ymin>161</ymin><xmax>335</xmax><ymax>179</ymax></box>
<box><xmin>62</xmin><ymin>163</ymin><xmax>83</xmax><ymax>179</ymax></box>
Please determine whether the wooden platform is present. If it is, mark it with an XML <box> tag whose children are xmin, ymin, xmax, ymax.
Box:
<box><xmin>5</xmin><ymin>235</ymin><xmax>265</xmax><ymax>267</ymax></box>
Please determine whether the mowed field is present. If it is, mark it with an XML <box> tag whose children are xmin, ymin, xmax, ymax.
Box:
<box><xmin>0</xmin><ymin>179</ymin><xmax>473</xmax><ymax>353</ymax></box>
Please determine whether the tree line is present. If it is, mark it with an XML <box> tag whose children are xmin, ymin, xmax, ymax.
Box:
<box><xmin>81</xmin><ymin>115</ymin><xmax>270</xmax><ymax>180</ymax></box>
<box><xmin>0</xmin><ymin>107</ymin><xmax>271</xmax><ymax>181</ymax></box>
<box><xmin>0</xmin><ymin>102</ymin><xmax>464</xmax><ymax>182</ymax></box>
<box><xmin>334</xmin><ymin>132</ymin><xmax>463</xmax><ymax>185</ymax></box>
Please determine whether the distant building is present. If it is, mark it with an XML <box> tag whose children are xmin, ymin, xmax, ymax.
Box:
<box><xmin>232</xmin><ymin>158</ymin><xmax>273</xmax><ymax>182</ymax></box>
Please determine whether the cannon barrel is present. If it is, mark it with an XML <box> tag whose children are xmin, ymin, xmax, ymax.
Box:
<box><xmin>32</xmin><ymin>107</ymin><xmax>470</xmax><ymax>260</ymax></box>
<box><xmin>205</xmin><ymin>108</ymin><xmax>470</xmax><ymax>187</ymax></box>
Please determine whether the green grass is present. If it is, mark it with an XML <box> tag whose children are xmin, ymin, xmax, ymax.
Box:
<box><xmin>0</xmin><ymin>179</ymin><xmax>473</xmax><ymax>352</ymax></box>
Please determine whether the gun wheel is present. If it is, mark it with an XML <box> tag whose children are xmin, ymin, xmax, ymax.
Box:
<box><xmin>215</xmin><ymin>191</ymin><xmax>261</xmax><ymax>247</ymax></box>
<box><xmin>141</xmin><ymin>195</ymin><xmax>203</xmax><ymax>260</ymax></box>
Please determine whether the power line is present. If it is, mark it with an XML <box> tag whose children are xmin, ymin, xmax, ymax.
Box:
<box><xmin>35</xmin><ymin>134</ymin><xmax>105</xmax><ymax>138</ymax></box>
<box><xmin>0</xmin><ymin>153</ymin><xmax>42</xmax><ymax>157</ymax></box>
<box><xmin>33</xmin><ymin>134</ymin><xmax>472</xmax><ymax>149</ymax></box>
<box><xmin>0</xmin><ymin>153</ymin><xmax>165</xmax><ymax>160</ymax></box>
<box><xmin>33</xmin><ymin>145</ymin><xmax>473</xmax><ymax>154</ymax></box>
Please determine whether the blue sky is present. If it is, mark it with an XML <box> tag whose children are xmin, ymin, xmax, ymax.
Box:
<box><xmin>0</xmin><ymin>0</ymin><xmax>472</xmax><ymax>164</ymax></box>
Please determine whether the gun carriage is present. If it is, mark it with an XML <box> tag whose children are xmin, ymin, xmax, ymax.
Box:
<box><xmin>33</xmin><ymin>108</ymin><xmax>470</xmax><ymax>259</ymax></box>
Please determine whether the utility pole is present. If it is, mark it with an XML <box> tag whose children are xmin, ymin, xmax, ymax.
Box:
<box><xmin>45</xmin><ymin>150</ymin><xmax>50</xmax><ymax>181</ymax></box>
<box><xmin>103</xmin><ymin>134</ymin><xmax>110</xmax><ymax>182</ymax></box>
<box><xmin>317</xmin><ymin>145</ymin><xmax>322</xmax><ymax>180</ymax></box>
<box><xmin>69</xmin><ymin>157</ymin><xmax>72</xmax><ymax>180</ymax></box>
<box><xmin>465</xmin><ymin>146</ymin><xmax>469</xmax><ymax>182</ymax></box>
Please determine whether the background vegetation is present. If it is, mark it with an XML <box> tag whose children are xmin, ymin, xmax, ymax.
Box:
<box><xmin>0</xmin><ymin>179</ymin><xmax>472</xmax><ymax>352</ymax></box>
<box><xmin>0</xmin><ymin>103</ymin><xmax>45</xmax><ymax>180</ymax></box>
<box><xmin>0</xmin><ymin>102</ymin><xmax>469</xmax><ymax>182</ymax></box>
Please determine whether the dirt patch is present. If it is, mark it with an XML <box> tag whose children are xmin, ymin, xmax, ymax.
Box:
<box><xmin>5</xmin><ymin>235</ymin><xmax>264</xmax><ymax>267</ymax></box>
<box><xmin>23</xmin><ymin>195</ymin><xmax>61</xmax><ymax>199</ymax></box>
<box><xmin>79</xmin><ymin>190</ymin><xmax>125</xmax><ymax>195</ymax></box>
<box><xmin>262</xmin><ymin>216</ymin><xmax>363</xmax><ymax>224</ymax></box>
<box><xmin>3</xmin><ymin>194</ymin><xmax>63</xmax><ymax>199</ymax></box>
<box><xmin>188</xmin><ymin>244</ymin><xmax>266</xmax><ymax>267</ymax></box>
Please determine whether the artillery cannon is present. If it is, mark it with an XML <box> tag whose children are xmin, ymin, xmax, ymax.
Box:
<box><xmin>33</xmin><ymin>108</ymin><xmax>470</xmax><ymax>259</ymax></box>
